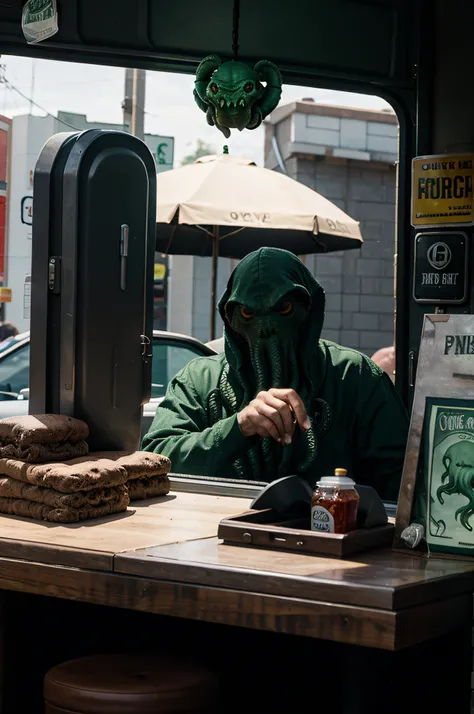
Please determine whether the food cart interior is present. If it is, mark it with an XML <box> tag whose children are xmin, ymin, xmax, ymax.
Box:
<box><xmin>0</xmin><ymin>0</ymin><xmax>473</xmax><ymax>712</ymax></box>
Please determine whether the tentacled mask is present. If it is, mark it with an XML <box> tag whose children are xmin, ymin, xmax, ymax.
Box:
<box><xmin>194</xmin><ymin>55</ymin><xmax>282</xmax><ymax>138</ymax></box>
<box><xmin>437</xmin><ymin>440</ymin><xmax>474</xmax><ymax>531</ymax></box>
<box><xmin>211</xmin><ymin>248</ymin><xmax>330</xmax><ymax>483</ymax></box>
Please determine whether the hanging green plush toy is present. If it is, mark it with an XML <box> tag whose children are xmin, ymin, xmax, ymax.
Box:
<box><xmin>194</xmin><ymin>56</ymin><xmax>282</xmax><ymax>139</ymax></box>
<box><xmin>193</xmin><ymin>0</ymin><xmax>282</xmax><ymax>138</ymax></box>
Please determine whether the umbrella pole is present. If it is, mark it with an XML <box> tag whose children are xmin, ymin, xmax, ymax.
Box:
<box><xmin>210</xmin><ymin>225</ymin><xmax>219</xmax><ymax>341</ymax></box>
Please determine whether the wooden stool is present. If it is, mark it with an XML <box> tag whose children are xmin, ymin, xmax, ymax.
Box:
<box><xmin>44</xmin><ymin>653</ymin><xmax>218</xmax><ymax>713</ymax></box>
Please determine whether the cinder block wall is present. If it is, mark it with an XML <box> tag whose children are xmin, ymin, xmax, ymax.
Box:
<box><xmin>293</xmin><ymin>158</ymin><xmax>396</xmax><ymax>355</ymax></box>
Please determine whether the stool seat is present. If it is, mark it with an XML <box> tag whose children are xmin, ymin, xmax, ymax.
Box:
<box><xmin>44</xmin><ymin>653</ymin><xmax>218</xmax><ymax>714</ymax></box>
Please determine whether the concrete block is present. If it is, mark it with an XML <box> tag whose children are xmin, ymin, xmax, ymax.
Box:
<box><xmin>350</xmin><ymin>181</ymin><xmax>386</xmax><ymax>203</ymax></box>
<box><xmin>360</xmin><ymin>331</ymin><xmax>384</xmax><ymax>349</ymax></box>
<box><xmin>340</xmin><ymin>118</ymin><xmax>367</xmax><ymax>150</ymax></box>
<box><xmin>315</xmin><ymin>162</ymin><xmax>348</xmax><ymax>180</ymax></box>
<box><xmin>360</xmin><ymin>220</ymin><xmax>385</xmax><ymax>241</ymax></box>
<box><xmin>340</xmin><ymin>330</ymin><xmax>360</xmax><ymax>348</ymax></box>
<box><xmin>379</xmin><ymin>313</ymin><xmax>395</xmax><ymax>332</ymax></box>
<box><xmin>315</xmin><ymin>178</ymin><xmax>346</xmax><ymax>200</ymax></box>
<box><xmin>359</xmin><ymin>201</ymin><xmax>396</xmax><ymax>222</ymax></box>
<box><xmin>305</xmin><ymin>126</ymin><xmax>340</xmax><ymax>147</ymax></box>
<box><xmin>319</xmin><ymin>276</ymin><xmax>342</xmax><ymax>293</ymax></box>
<box><xmin>367</xmin><ymin>121</ymin><xmax>398</xmax><ymax>138</ymax></box>
<box><xmin>296</xmin><ymin>158</ymin><xmax>316</xmax><ymax>177</ymax></box>
<box><xmin>361</xmin><ymin>295</ymin><xmax>394</xmax><ymax>313</ymax></box>
<box><xmin>342</xmin><ymin>312</ymin><xmax>353</xmax><ymax>329</ymax></box>
<box><xmin>325</xmin><ymin>293</ymin><xmax>342</xmax><ymax>311</ymax></box>
<box><xmin>383</xmin><ymin>260</ymin><xmax>395</xmax><ymax>278</ymax></box>
<box><xmin>324</xmin><ymin>311</ymin><xmax>342</xmax><ymax>329</ymax></box>
<box><xmin>380</xmin><ymin>278</ymin><xmax>395</xmax><ymax>296</ymax></box>
<box><xmin>321</xmin><ymin>328</ymin><xmax>340</xmax><ymax>343</ymax></box>
<box><xmin>343</xmin><ymin>276</ymin><xmax>361</xmax><ymax>293</ymax></box>
<box><xmin>361</xmin><ymin>277</ymin><xmax>378</xmax><ymax>295</ymax></box>
<box><xmin>356</xmin><ymin>259</ymin><xmax>383</xmax><ymax>277</ymax></box>
<box><xmin>333</xmin><ymin>148</ymin><xmax>371</xmax><ymax>161</ymax></box>
<box><xmin>383</xmin><ymin>221</ymin><xmax>397</xmax><ymax>241</ymax></box>
<box><xmin>384</xmin><ymin>179</ymin><xmax>396</xmax><ymax>204</ymax></box>
<box><xmin>353</xmin><ymin>313</ymin><xmax>378</xmax><ymax>330</ymax></box>
<box><xmin>371</xmin><ymin>151</ymin><xmax>398</xmax><ymax>165</ymax></box>
<box><xmin>292</xmin><ymin>112</ymin><xmax>307</xmax><ymax>142</ymax></box>
<box><xmin>298</xmin><ymin>174</ymin><xmax>316</xmax><ymax>189</ymax></box>
<box><xmin>331</xmin><ymin>198</ymin><xmax>347</xmax><ymax>211</ymax></box>
<box><xmin>361</xmin><ymin>240</ymin><xmax>389</xmax><ymax>259</ymax></box>
<box><xmin>343</xmin><ymin>294</ymin><xmax>360</xmax><ymax>312</ymax></box>
<box><xmin>315</xmin><ymin>255</ymin><xmax>343</xmax><ymax>275</ymax></box>
<box><xmin>368</xmin><ymin>134</ymin><xmax>398</xmax><ymax>154</ymax></box>
<box><xmin>307</xmin><ymin>114</ymin><xmax>341</xmax><ymax>131</ymax></box>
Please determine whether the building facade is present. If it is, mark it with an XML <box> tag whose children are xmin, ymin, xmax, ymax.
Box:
<box><xmin>264</xmin><ymin>100</ymin><xmax>398</xmax><ymax>356</ymax></box>
<box><xmin>4</xmin><ymin>111</ymin><xmax>174</xmax><ymax>333</ymax></box>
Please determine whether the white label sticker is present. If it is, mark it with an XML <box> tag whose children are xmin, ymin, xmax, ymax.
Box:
<box><xmin>311</xmin><ymin>505</ymin><xmax>335</xmax><ymax>533</ymax></box>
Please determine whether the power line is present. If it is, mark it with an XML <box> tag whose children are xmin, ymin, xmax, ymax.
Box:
<box><xmin>0</xmin><ymin>72</ymin><xmax>81</xmax><ymax>130</ymax></box>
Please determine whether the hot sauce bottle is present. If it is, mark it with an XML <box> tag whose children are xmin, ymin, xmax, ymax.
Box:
<box><xmin>311</xmin><ymin>469</ymin><xmax>359</xmax><ymax>534</ymax></box>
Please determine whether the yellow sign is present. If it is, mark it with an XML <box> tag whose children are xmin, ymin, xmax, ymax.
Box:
<box><xmin>0</xmin><ymin>288</ymin><xmax>12</xmax><ymax>303</ymax></box>
<box><xmin>412</xmin><ymin>154</ymin><xmax>474</xmax><ymax>227</ymax></box>
<box><xmin>154</xmin><ymin>263</ymin><xmax>166</xmax><ymax>280</ymax></box>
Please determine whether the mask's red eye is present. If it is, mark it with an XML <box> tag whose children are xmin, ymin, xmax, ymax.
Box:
<box><xmin>280</xmin><ymin>301</ymin><xmax>293</xmax><ymax>315</ymax></box>
<box><xmin>210</xmin><ymin>83</ymin><xmax>218</xmax><ymax>94</ymax></box>
<box><xmin>239</xmin><ymin>305</ymin><xmax>254</xmax><ymax>320</ymax></box>
<box><xmin>244</xmin><ymin>82</ymin><xmax>253</xmax><ymax>93</ymax></box>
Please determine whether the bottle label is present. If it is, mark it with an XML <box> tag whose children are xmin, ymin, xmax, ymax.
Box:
<box><xmin>311</xmin><ymin>505</ymin><xmax>335</xmax><ymax>533</ymax></box>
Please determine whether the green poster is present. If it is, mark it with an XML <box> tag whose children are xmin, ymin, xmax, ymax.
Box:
<box><xmin>425</xmin><ymin>397</ymin><xmax>474</xmax><ymax>556</ymax></box>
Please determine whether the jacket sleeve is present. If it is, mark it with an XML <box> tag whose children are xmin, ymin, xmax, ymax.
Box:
<box><xmin>353</xmin><ymin>371</ymin><xmax>409</xmax><ymax>502</ymax></box>
<box><xmin>141</xmin><ymin>363</ymin><xmax>252</xmax><ymax>477</ymax></box>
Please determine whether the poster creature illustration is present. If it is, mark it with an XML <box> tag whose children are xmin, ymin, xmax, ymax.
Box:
<box><xmin>425</xmin><ymin>398</ymin><xmax>474</xmax><ymax>555</ymax></box>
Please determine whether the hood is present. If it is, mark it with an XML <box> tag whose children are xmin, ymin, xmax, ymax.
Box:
<box><xmin>218</xmin><ymin>247</ymin><xmax>326</xmax><ymax>395</ymax></box>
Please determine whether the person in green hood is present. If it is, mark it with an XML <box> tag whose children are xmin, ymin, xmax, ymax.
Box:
<box><xmin>143</xmin><ymin>248</ymin><xmax>408</xmax><ymax>500</ymax></box>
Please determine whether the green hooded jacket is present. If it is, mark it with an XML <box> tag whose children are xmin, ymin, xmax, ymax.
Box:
<box><xmin>142</xmin><ymin>248</ymin><xmax>408</xmax><ymax>500</ymax></box>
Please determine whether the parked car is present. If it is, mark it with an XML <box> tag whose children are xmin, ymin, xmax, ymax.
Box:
<box><xmin>0</xmin><ymin>330</ymin><xmax>216</xmax><ymax>437</ymax></box>
<box><xmin>206</xmin><ymin>336</ymin><xmax>224</xmax><ymax>352</ymax></box>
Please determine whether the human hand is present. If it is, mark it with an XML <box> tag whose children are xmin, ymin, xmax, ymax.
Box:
<box><xmin>237</xmin><ymin>388</ymin><xmax>311</xmax><ymax>445</ymax></box>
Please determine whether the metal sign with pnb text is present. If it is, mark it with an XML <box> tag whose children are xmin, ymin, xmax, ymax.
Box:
<box><xmin>412</xmin><ymin>154</ymin><xmax>474</xmax><ymax>228</ymax></box>
<box><xmin>413</xmin><ymin>231</ymin><xmax>468</xmax><ymax>304</ymax></box>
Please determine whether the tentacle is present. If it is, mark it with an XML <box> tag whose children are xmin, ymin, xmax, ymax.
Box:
<box><xmin>247</xmin><ymin>106</ymin><xmax>263</xmax><ymax>131</ymax></box>
<box><xmin>219</xmin><ymin>368</ymin><xmax>254</xmax><ymax>479</ymax></box>
<box><xmin>193</xmin><ymin>89</ymin><xmax>209</xmax><ymax>114</ymax></box>
<box><xmin>207</xmin><ymin>389</ymin><xmax>223</xmax><ymax>425</ymax></box>
<box><xmin>295</xmin><ymin>419</ymin><xmax>318</xmax><ymax>474</ymax></box>
<box><xmin>454</xmin><ymin>466</ymin><xmax>474</xmax><ymax>531</ymax></box>
<box><xmin>249</xmin><ymin>340</ymin><xmax>267</xmax><ymax>396</ymax></box>
<box><xmin>437</xmin><ymin>469</ymin><xmax>456</xmax><ymax>504</ymax></box>
<box><xmin>206</xmin><ymin>106</ymin><xmax>216</xmax><ymax>127</ymax></box>
<box><xmin>216</xmin><ymin>121</ymin><xmax>231</xmax><ymax>139</ymax></box>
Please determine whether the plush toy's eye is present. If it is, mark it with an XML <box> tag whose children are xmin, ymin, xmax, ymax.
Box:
<box><xmin>210</xmin><ymin>83</ymin><xmax>218</xmax><ymax>94</ymax></box>
<box><xmin>279</xmin><ymin>301</ymin><xmax>293</xmax><ymax>315</ymax></box>
<box><xmin>239</xmin><ymin>305</ymin><xmax>254</xmax><ymax>320</ymax></box>
<box><xmin>244</xmin><ymin>82</ymin><xmax>253</xmax><ymax>93</ymax></box>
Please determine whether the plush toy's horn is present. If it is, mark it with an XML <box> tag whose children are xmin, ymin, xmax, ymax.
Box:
<box><xmin>254</xmin><ymin>60</ymin><xmax>283</xmax><ymax>118</ymax></box>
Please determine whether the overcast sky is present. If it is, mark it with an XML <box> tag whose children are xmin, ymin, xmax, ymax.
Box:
<box><xmin>0</xmin><ymin>55</ymin><xmax>392</xmax><ymax>166</ymax></box>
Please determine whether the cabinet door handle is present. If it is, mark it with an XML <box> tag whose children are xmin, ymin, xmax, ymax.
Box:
<box><xmin>120</xmin><ymin>224</ymin><xmax>129</xmax><ymax>290</ymax></box>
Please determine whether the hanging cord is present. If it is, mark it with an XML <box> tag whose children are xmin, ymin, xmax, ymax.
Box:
<box><xmin>232</xmin><ymin>0</ymin><xmax>240</xmax><ymax>60</ymax></box>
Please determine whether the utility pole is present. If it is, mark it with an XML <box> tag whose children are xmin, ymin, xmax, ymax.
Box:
<box><xmin>122</xmin><ymin>69</ymin><xmax>133</xmax><ymax>132</ymax></box>
<box><xmin>122</xmin><ymin>68</ymin><xmax>146</xmax><ymax>139</ymax></box>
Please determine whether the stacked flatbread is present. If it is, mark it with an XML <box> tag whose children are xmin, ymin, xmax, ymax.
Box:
<box><xmin>0</xmin><ymin>415</ymin><xmax>171</xmax><ymax>523</ymax></box>
<box><xmin>0</xmin><ymin>414</ymin><xmax>89</xmax><ymax>462</ymax></box>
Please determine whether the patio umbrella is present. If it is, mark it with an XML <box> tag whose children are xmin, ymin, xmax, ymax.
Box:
<box><xmin>155</xmin><ymin>153</ymin><xmax>363</xmax><ymax>339</ymax></box>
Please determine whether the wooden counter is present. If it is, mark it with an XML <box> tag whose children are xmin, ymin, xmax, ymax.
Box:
<box><xmin>0</xmin><ymin>490</ymin><xmax>471</xmax><ymax>651</ymax></box>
